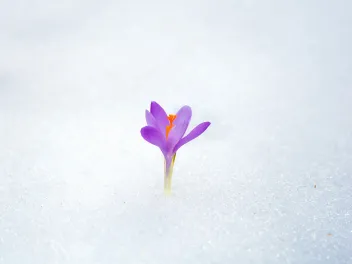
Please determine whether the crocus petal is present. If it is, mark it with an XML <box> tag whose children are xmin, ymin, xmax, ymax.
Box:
<box><xmin>168</xmin><ymin>105</ymin><xmax>192</xmax><ymax>146</ymax></box>
<box><xmin>141</xmin><ymin>126</ymin><xmax>165</xmax><ymax>149</ymax></box>
<box><xmin>150</xmin><ymin>101</ymin><xmax>169</xmax><ymax>136</ymax></box>
<box><xmin>173</xmin><ymin>122</ymin><xmax>211</xmax><ymax>152</ymax></box>
<box><xmin>145</xmin><ymin>110</ymin><xmax>158</xmax><ymax>129</ymax></box>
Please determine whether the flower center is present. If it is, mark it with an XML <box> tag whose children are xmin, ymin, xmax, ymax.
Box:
<box><xmin>166</xmin><ymin>114</ymin><xmax>176</xmax><ymax>139</ymax></box>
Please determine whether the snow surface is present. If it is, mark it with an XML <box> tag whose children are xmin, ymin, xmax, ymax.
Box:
<box><xmin>1</xmin><ymin>0</ymin><xmax>352</xmax><ymax>263</ymax></box>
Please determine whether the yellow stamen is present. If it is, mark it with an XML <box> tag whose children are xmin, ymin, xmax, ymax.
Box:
<box><xmin>166</xmin><ymin>114</ymin><xmax>176</xmax><ymax>139</ymax></box>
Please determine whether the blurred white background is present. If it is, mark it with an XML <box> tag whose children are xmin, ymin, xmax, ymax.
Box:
<box><xmin>0</xmin><ymin>0</ymin><xmax>351</xmax><ymax>263</ymax></box>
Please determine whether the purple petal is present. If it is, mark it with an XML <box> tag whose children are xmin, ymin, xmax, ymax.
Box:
<box><xmin>141</xmin><ymin>126</ymin><xmax>165</xmax><ymax>149</ymax></box>
<box><xmin>168</xmin><ymin>105</ymin><xmax>192</xmax><ymax>146</ymax></box>
<box><xmin>145</xmin><ymin>110</ymin><xmax>158</xmax><ymax>129</ymax></box>
<box><xmin>150</xmin><ymin>101</ymin><xmax>168</xmax><ymax>136</ymax></box>
<box><xmin>173</xmin><ymin>122</ymin><xmax>211</xmax><ymax>152</ymax></box>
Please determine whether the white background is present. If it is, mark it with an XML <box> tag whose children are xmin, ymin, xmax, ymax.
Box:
<box><xmin>1</xmin><ymin>0</ymin><xmax>351</xmax><ymax>263</ymax></box>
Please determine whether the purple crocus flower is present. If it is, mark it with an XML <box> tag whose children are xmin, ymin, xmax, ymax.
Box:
<box><xmin>141</xmin><ymin>101</ymin><xmax>211</xmax><ymax>193</ymax></box>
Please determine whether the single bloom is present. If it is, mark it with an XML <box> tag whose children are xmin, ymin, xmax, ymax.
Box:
<box><xmin>141</xmin><ymin>101</ymin><xmax>211</xmax><ymax>193</ymax></box>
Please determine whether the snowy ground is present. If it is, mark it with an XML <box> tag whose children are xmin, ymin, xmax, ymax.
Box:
<box><xmin>1</xmin><ymin>0</ymin><xmax>352</xmax><ymax>263</ymax></box>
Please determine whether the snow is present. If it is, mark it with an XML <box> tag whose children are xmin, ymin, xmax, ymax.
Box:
<box><xmin>1</xmin><ymin>0</ymin><xmax>352</xmax><ymax>263</ymax></box>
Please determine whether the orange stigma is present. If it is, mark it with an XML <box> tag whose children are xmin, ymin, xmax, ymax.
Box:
<box><xmin>166</xmin><ymin>114</ymin><xmax>176</xmax><ymax>139</ymax></box>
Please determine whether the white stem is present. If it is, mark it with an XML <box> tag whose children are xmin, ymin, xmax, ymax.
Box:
<box><xmin>164</xmin><ymin>154</ymin><xmax>176</xmax><ymax>194</ymax></box>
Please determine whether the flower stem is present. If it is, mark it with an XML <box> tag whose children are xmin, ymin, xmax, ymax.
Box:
<box><xmin>164</xmin><ymin>154</ymin><xmax>176</xmax><ymax>194</ymax></box>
